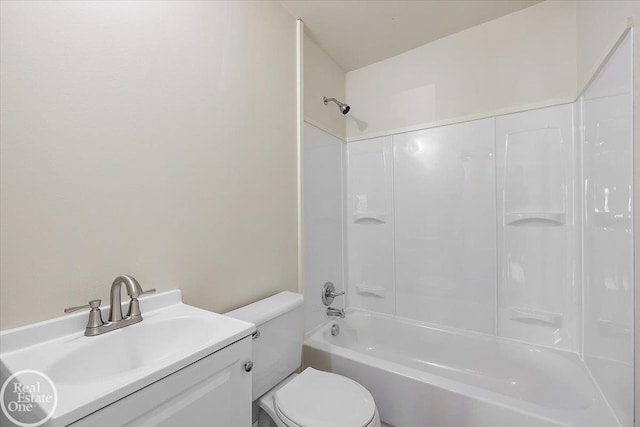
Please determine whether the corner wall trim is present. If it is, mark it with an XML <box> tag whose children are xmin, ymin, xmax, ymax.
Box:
<box><xmin>296</xmin><ymin>19</ymin><xmax>304</xmax><ymax>296</ymax></box>
<box><xmin>576</xmin><ymin>23</ymin><xmax>633</xmax><ymax>98</ymax></box>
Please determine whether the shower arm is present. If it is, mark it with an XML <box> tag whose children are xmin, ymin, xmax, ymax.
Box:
<box><xmin>323</xmin><ymin>96</ymin><xmax>351</xmax><ymax>115</ymax></box>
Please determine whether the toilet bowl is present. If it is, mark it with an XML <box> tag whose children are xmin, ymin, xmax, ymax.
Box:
<box><xmin>226</xmin><ymin>291</ymin><xmax>380</xmax><ymax>427</ymax></box>
<box><xmin>258</xmin><ymin>368</ymin><xmax>381</xmax><ymax>427</ymax></box>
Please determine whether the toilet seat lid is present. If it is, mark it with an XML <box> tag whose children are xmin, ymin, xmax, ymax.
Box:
<box><xmin>274</xmin><ymin>368</ymin><xmax>376</xmax><ymax>427</ymax></box>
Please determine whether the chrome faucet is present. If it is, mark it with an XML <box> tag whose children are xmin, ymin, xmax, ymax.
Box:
<box><xmin>64</xmin><ymin>275</ymin><xmax>155</xmax><ymax>336</ymax></box>
<box><xmin>321</xmin><ymin>282</ymin><xmax>344</xmax><ymax>306</ymax></box>
<box><xmin>322</xmin><ymin>282</ymin><xmax>345</xmax><ymax>318</ymax></box>
<box><xmin>326</xmin><ymin>307</ymin><xmax>345</xmax><ymax>318</ymax></box>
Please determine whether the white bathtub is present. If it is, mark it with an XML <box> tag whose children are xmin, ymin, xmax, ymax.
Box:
<box><xmin>304</xmin><ymin>310</ymin><xmax>619</xmax><ymax>427</ymax></box>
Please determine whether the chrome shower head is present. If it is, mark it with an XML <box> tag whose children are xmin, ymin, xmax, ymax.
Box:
<box><xmin>323</xmin><ymin>96</ymin><xmax>351</xmax><ymax>115</ymax></box>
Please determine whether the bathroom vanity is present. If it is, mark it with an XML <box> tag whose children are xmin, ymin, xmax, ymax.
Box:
<box><xmin>70</xmin><ymin>336</ymin><xmax>252</xmax><ymax>426</ymax></box>
<box><xmin>0</xmin><ymin>290</ymin><xmax>255</xmax><ymax>426</ymax></box>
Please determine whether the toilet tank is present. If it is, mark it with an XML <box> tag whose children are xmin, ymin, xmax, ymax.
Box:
<box><xmin>226</xmin><ymin>291</ymin><xmax>304</xmax><ymax>400</ymax></box>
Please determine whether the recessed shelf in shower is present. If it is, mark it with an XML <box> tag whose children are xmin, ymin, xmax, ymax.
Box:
<box><xmin>355</xmin><ymin>283</ymin><xmax>386</xmax><ymax>297</ymax></box>
<box><xmin>508</xmin><ymin>307</ymin><xmax>563</xmax><ymax>328</ymax></box>
<box><xmin>353</xmin><ymin>211</ymin><xmax>387</xmax><ymax>224</ymax></box>
<box><xmin>505</xmin><ymin>212</ymin><xmax>566</xmax><ymax>227</ymax></box>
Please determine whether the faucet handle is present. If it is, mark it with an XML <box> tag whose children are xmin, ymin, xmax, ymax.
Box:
<box><xmin>322</xmin><ymin>282</ymin><xmax>345</xmax><ymax>306</ymax></box>
<box><xmin>65</xmin><ymin>299</ymin><xmax>105</xmax><ymax>330</ymax></box>
<box><xmin>126</xmin><ymin>288</ymin><xmax>155</xmax><ymax>318</ymax></box>
<box><xmin>64</xmin><ymin>299</ymin><xmax>102</xmax><ymax>313</ymax></box>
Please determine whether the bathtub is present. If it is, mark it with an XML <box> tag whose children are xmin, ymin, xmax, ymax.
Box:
<box><xmin>304</xmin><ymin>310</ymin><xmax>619</xmax><ymax>427</ymax></box>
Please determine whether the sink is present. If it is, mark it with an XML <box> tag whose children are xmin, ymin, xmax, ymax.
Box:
<box><xmin>47</xmin><ymin>316</ymin><xmax>214</xmax><ymax>384</ymax></box>
<box><xmin>0</xmin><ymin>290</ymin><xmax>255</xmax><ymax>427</ymax></box>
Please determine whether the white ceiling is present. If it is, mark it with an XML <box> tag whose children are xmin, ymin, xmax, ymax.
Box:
<box><xmin>280</xmin><ymin>0</ymin><xmax>543</xmax><ymax>71</ymax></box>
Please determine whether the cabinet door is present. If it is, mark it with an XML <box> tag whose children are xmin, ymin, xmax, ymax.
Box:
<box><xmin>71</xmin><ymin>336</ymin><xmax>252</xmax><ymax>427</ymax></box>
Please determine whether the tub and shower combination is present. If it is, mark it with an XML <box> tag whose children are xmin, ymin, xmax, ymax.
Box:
<box><xmin>303</xmin><ymin>26</ymin><xmax>633</xmax><ymax>427</ymax></box>
<box><xmin>304</xmin><ymin>310</ymin><xmax>617</xmax><ymax>427</ymax></box>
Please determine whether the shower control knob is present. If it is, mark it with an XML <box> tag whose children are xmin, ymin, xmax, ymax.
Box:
<box><xmin>244</xmin><ymin>361</ymin><xmax>253</xmax><ymax>372</ymax></box>
<box><xmin>322</xmin><ymin>282</ymin><xmax>345</xmax><ymax>306</ymax></box>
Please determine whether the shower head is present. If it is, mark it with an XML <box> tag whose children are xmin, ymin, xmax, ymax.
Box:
<box><xmin>323</xmin><ymin>96</ymin><xmax>351</xmax><ymax>115</ymax></box>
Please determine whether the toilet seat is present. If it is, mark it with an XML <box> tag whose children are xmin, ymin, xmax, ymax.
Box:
<box><xmin>273</xmin><ymin>368</ymin><xmax>378</xmax><ymax>427</ymax></box>
<box><xmin>274</xmin><ymin>403</ymin><xmax>381</xmax><ymax>427</ymax></box>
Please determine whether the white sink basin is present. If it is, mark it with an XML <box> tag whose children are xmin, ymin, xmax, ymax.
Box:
<box><xmin>0</xmin><ymin>290</ymin><xmax>255</xmax><ymax>427</ymax></box>
<box><xmin>47</xmin><ymin>315</ymin><xmax>216</xmax><ymax>385</ymax></box>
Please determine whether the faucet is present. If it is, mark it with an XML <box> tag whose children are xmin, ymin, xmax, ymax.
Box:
<box><xmin>326</xmin><ymin>307</ymin><xmax>345</xmax><ymax>318</ymax></box>
<box><xmin>322</xmin><ymin>282</ymin><xmax>345</xmax><ymax>306</ymax></box>
<box><xmin>64</xmin><ymin>275</ymin><xmax>155</xmax><ymax>336</ymax></box>
<box><xmin>322</xmin><ymin>282</ymin><xmax>345</xmax><ymax>318</ymax></box>
<box><xmin>109</xmin><ymin>275</ymin><xmax>143</xmax><ymax>322</ymax></box>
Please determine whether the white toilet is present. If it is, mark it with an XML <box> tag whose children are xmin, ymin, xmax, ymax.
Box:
<box><xmin>226</xmin><ymin>291</ymin><xmax>381</xmax><ymax>427</ymax></box>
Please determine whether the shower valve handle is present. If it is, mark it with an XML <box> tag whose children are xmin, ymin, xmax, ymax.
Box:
<box><xmin>322</xmin><ymin>282</ymin><xmax>344</xmax><ymax>306</ymax></box>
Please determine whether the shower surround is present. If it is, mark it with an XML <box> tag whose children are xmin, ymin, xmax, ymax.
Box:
<box><xmin>303</xmin><ymin>32</ymin><xmax>633</xmax><ymax>426</ymax></box>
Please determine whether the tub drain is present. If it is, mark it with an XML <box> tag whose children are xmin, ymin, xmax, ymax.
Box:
<box><xmin>331</xmin><ymin>324</ymin><xmax>340</xmax><ymax>336</ymax></box>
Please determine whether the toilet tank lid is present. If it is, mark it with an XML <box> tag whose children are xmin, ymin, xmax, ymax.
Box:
<box><xmin>225</xmin><ymin>291</ymin><xmax>304</xmax><ymax>326</ymax></box>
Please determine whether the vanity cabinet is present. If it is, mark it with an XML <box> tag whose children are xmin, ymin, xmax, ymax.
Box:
<box><xmin>70</xmin><ymin>336</ymin><xmax>252</xmax><ymax>427</ymax></box>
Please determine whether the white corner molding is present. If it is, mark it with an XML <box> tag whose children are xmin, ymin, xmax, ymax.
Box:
<box><xmin>297</xmin><ymin>18</ymin><xmax>305</xmax><ymax>295</ymax></box>
<box><xmin>576</xmin><ymin>20</ymin><xmax>634</xmax><ymax>98</ymax></box>
<box><xmin>345</xmin><ymin>96</ymin><xmax>575</xmax><ymax>143</ymax></box>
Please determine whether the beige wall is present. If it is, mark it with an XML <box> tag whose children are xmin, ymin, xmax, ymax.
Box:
<box><xmin>345</xmin><ymin>0</ymin><xmax>577</xmax><ymax>141</ymax></box>
<box><xmin>303</xmin><ymin>34</ymin><xmax>346</xmax><ymax>141</ymax></box>
<box><xmin>0</xmin><ymin>1</ymin><xmax>298</xmax><ymax>330</ymax></box>
<box><xmin>575</xmin><ymin>2</ymin><xmax>640</xmax><ymax>425</ymax></box>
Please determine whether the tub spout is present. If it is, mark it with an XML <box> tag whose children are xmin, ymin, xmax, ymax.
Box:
<box><xmin>327</xmin><ymin>307</ymin><xmax>345</xmax><ymax>318</ymax></box>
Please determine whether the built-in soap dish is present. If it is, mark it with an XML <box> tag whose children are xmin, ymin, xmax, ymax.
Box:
<box><xmin>353</xmin><ymin>211</ymin><xmax>387</xmax><ymax>224</ymax></box>
<box><xmin>509</xmin><ymin>307</ymin><xmax>563</xmax><ymax>328</ymax></box>
<box><xmin>505</xmin><ymin>212</ymin><xmax>565</xmax><ymax>227</ymax></box>
<box><xmin>355</xmin><ymin>283</ymin><xmax>385</xmax><ymax>297</ymax></box>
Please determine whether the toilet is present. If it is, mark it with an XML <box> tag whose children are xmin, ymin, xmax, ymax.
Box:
<box><xmin>226</xmin><ymin>291</ymin><xmax>381</xmax><ymax>427</ymax></box>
